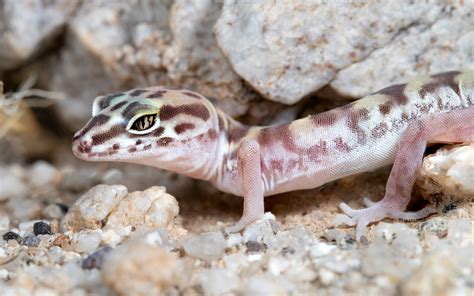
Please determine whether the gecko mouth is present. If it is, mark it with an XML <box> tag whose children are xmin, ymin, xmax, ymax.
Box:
<box><xmin>72</xmin><ymin>140</ymin><xmax>155</xmax><ymax>161</ymax></box>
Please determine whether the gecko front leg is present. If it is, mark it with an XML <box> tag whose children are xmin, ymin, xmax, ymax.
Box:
<box><xmin>336</xmin><ymin>106</ymin><xmax>474</xmax><ymax>241</ymax></box>
<box><xmin>224</xmin><ymin>139</ymin><xmax>265</xmax><ymax>233</ymax></box>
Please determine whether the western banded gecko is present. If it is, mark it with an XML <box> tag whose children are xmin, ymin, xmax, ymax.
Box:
<box><xmin>72</xmin><ymin>70</ymin><xmax>474</xmax><ymax>240</ymax></box>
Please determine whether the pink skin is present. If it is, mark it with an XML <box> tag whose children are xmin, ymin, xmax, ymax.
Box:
<box><xmin>71</xmin><ymin>72</ymin><xmax>473</xmax><ymax>239</ymax></box>
<box><xmin>225</xmin><ymin>139</ymin><xmax>265</xmax><ymax>233</ymax></box>
<box><xmin>336</xmin><ymin>106</ymin><xmax>474</xmax><ymax>240</ymax></box>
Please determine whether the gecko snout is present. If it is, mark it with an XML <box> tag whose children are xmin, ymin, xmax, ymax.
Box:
<box><xmin>72</xmin><ymin>137</ymin><xmax>92</xmax><ymax>156</ymax></box>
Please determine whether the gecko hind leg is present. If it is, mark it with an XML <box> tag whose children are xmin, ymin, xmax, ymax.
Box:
<box><xmin>336</xmin><ymin>106</ymin><xmax>474</xmax><ymax>241</ymax></box>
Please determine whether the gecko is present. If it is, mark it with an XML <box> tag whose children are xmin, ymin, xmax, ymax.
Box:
<box><xmin>72</xmin><ymin>70</ymin><xmax>474</xmax><ymax>240</ymax></box>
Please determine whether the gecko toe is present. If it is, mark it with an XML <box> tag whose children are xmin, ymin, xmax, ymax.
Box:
<box><xmin>362</xmin><ymin>197</ymin><xmax>379</xmax><ymax>207</ymax></box>
<box><xmin>334</xmin><ymin>214</ymin><xmax>356</xmax><ymax>226</ymax></box>
<box><xmin>339</xmin><ymin>202</ymin><xmax>367</xmax><ymax>216</ymax></box>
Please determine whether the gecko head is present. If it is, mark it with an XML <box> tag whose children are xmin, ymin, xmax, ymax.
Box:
<box><xmin>72</xmin><ymin>87</ymin><xmax>218</xmax><ymax>164</ymax></box>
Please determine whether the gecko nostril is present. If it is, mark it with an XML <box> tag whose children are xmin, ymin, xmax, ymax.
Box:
<box><xmin>76</xmin><ymin>140</ymin><xmax>92</xmax><ymax>154</ymax></box>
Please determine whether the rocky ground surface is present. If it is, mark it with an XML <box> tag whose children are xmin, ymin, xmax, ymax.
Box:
<box><xmin>0</xmin><ymin>144</ymin><xmax>472</xmax><ymax>295</ymax></box>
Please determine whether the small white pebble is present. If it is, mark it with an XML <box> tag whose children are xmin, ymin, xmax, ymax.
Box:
<box><xmin>318</xmin><ymin>268</ymin><xmax>336</xmax><ymax>285</ymax></box>
<box><xmin>248</xmin><ymin>253</ymin><xmax>263</xmax><ymax>262</ymax></box>
<box><xmin>309</xmin><ymin>242</ymin><xmax>336</xmax><ymax>258</ymax></box>
<box><xmin>0</xmin><ymin>268</ymin><xmax>9</xmax><ymax>280</ymax></box>
<box><xmin>226</xmin><ymin>233</ymin><xmax>243</xmax><ymax>248</ymax></box>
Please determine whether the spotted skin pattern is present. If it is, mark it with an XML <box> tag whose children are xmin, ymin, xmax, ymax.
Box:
<box><xmin>72</xmin><ymin>71</ymin><xmax>474</xmax><ymax>240</ymax></box>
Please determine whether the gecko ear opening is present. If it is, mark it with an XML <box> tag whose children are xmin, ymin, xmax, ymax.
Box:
<box><xmin>126</xmin><ymin>113</ymin><xmax>160</xmax><ymax>135</ymax></box>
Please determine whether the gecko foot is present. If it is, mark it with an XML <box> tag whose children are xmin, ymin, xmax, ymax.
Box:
<box><xmin>335</xmin><ymin>200</ymin><xmax>437</xmax><ymax>241</ymax></box>
<box><xmin>222</xmin><ymin>214</ymin><xmax>262</xmax><ymax>235</ymax></box>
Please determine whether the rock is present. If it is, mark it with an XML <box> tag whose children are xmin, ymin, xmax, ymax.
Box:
<box><xmin>318</xmin><ymin>268</ymin><xmax>336</xmax><ymax>286</ymax></box>
<box><xmin>103</xmin><ymin>186</ymin><xmax>179</xmax><ymax>238</ymax></box>
<box><xmin>181</xmin><ymin>232</ymin><xmax>227</xmax><ymax>261</ymax></box>
<box><xmin>361</xmin><ymin>235</ymin><xmax>421</xmax><ymax>280</ymax></box>
<box><xmin>215</xmin><ymin>1</ymin><xmax>462</xmax><ymax>103</ymax></box>
<box><xmin>374</xmin><ymin>223</ymin><xmax>421</xmax><ymax>257</ymax></box>
<box><xmin>27</xmin><ymin>161</ymin><xmax>58</xmax><ymax>188</ymax></box>
<box><xmin>22</xmin><ymin>235</ymin><xmax>40</xmax><ymax>247</ymax></box>
<box><xmin>242</xmin><ymin>273</ymin><xmax>294</xmax><ymax>296</ymax></box>
<box><xmin>418</xmin><ymin>144</ymin><xmax>474</xmax><ymax>203</ymax></box>
<box><xmin>46</xmin><ymin>0</ymin><xmax>256</xmax><ymax>130</ymax></box>
<box><xmin>2</xmin><ymin>231</ymin><xmax>22</xmax><ymax>243</ymax></box>
<box><xmin>71</xmin><ymin>230</ymin><xmax>102</xmax><ymax>253</ymax></box>
<box><xmin>245</xmin><ymin>241</ymin><xmax>267</xmax><ymax>253</ymax></box>
<box><xmin>331</xmin><ymin>4</ymin><xmax>473</xmax><ymax>97</ymax></box>
<box><xmin>0</xmin><ymin>168</ymin><xmax>29</xmax><ymax>201</ymax></box>
<box><xmin>0</xmin><ymin>211</ymin><xmax>10</xmax><ymax>232</ymax></box>
<box><xmin>399</xmin><ymin>251</ymin><xmax>466</xmax><ymax>296</ymax></box>
<box><xmin>242</xmin><ymin>212</ymin><xmax>278</xmax><ymax>248</ymax></box>
<box><xmin>7</xmin><ymin>197</ymin><xmax>43</xmax><ymax>221</ymax></box>
<box><xmin>0</xmin><ymin>0</ymin><xmax>77</xmax><ymax>70</ymax></box>
<box><xmin>42</xmin><ymin>204</ymin><xmax>66</xmax><ymax>220</ymax></box>
<box><xmin>275</xmin><ymin>226</ymin><xmax>317</xmax><ymax>258</ymax></box>
<box><xmin>100</xmin><ymin>169</ymin><xmax>124</xmax><ymax>185</ymax></box>
<box><xmin>59</xmin><ymin>168</ymin><xmax>100</xmax><ymax>193</ymax></box>
<box><xmin>226</xmin><ymin>233</ymin><xmax>243</xmax><ymax>248</ymax></box>
<box><xmin>198</xmin><ymin>268</ymin><xmax>239</xmax><ymax>296</ymax></box>
<box><xmin>62</xmin><ymin>184</ymin><xmax>128</xmax><ymax>231</ymax></box>
<box><xmin>447</xmin><ymin>218</ymin><xmax>471</xmax><ymax>244</ymax></box>
<box><xmin>309</xmin><ymin>242</ymin><xmax>336</xmax><ymax>258</ymax></box>
<box><xmin>81</xmin><ymin>246</ymin><xmax>112</xmax><ymax>270</ymax></box>
<box><xmin>223</xmin><ymin>252</ymin><xmax>249</xmax><ymax>272</ymax></box>
<box><xmin>417</xmin><ymin>218</ymin><xmax>448</xmax><ymax>239</ymax></box>
<box><xmin>33</xmin><ymin>221</ymin><xmax>52</xmax><ymax>235</ymax></box>
<box><xmin>102</xmin><ymin>240</ymin><xmax>180</xmax><ymax>295</ymax></box>
<box><xmin>324</xmin><ymin>229</ymin><xmax>357</xmax><ymax>250</ymax></box>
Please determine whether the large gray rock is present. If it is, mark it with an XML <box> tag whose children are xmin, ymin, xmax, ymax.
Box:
<box><xmin>214</xmin><ymin>1</ymin><xmax>472</xmax><ymax>104</ymax></box>
<box><xmin>46</xmin><ymin>0</ymin><xmax>259</xmax><ymax>129</ymax></box>
<box><xmin>0</xmin><ymin>0</ymin><xmax>77</xmax><ymax>70</ymax></box>
<box><xmin>331</xmin><ymin>4</ymin><xmax>474</xmax><ymax>97</ymax></box>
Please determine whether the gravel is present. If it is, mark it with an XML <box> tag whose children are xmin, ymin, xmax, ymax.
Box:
<box><xmin>0</xmin><ymin>159</ymin><xmax>472</xmax><ymax>295</ymax></box>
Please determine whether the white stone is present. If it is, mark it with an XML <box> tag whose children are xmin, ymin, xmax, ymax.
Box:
<box><xmin>447</xmin><ymin>219</ymin><xmax>472</xmax><ymax>245</ymax></box>
<box><xmin>71</xmin><ymin>230</ymin><xmax>102</xmax><ymax>253</ymax></box>
<box><xmin>285</xmin><ymin>265</ymin><xmax>317</xmax><ymax>283</ymax></box>
<box><xmin>0</xmin><ymin>0</ymin><xmax>77</xmax><ymax>70</ymax></box>
<box><xmin>309</xmin><ymin>242</ymin><xmax>336</xmax><ymax>258</ymax></box>
<box><xmin>62</xmin><ymin>184</ymin><xmax>128</xmax><ymax>231</ymax></box>
<box><xmin>0</xmin><ymin>211</ymin><xmax>10</xmax><ymax>232</ymax></box>
<box><xmin>0</xmin><ymin>268</ymin><xmax>9</xmax><ymax>280</ymax></box>
<box><xmin>223</xmin><ymin>252</ymin><xmax>249</xmax><ymax>272</ymax></box>
<box><xmin>100</xmin><ymin>229</ymin><xmax>122</xmax><ymax>247</ymax></box>
<box><xmin>0</xmin><ymin>169</ymin><xmax>28</xmax><ymax>201</ymax></box>
<box><xmin>226</xmin><ymin>233</ymin><xmax>243</xmax><ymax>248</ymax></box>
<box><xmin>215</xmin><ymin>0</ymin><xmax>458</xmax><ymax>103</ymax></box>
<box><xmin>198</xmin><ymin>268</ymin><xmax>239</xmax><ymax>296</ymax></box>
<box><xmin>268</xmin><ymin>256</ymin><xmax>289</xmax><ymax>276</ymax></box>
<box><xmin>100</xmin><ymin>169</ymin><xmax>124</xmax><ymax>185</ymax></box>
<box><xmin>242</xmin><ymin>212</ymin><xmax>277</xmax><ymax>248</ymax></box>
<box><xmin>242</xmin><ymin>273</ymin><xmax>294</xmax><ymax>296</ymax></box>
<box><xmin>103</xmin><ymin>186</ymin><xmax>179</xmax><ymax>239</ymax></box>
<box><xmin>102</xmin><ymin>240</ymin><xmax>180</xmax><ymax>295</ymax></box>
<box><xmin>28</xmin><ymin>161</ymin><xmax>58</xmax><ymax>188</ymax></box>
<box><xmin>418</xmin><ymin>144</ymin><xmax>474</xmax><ymax>200</ymax></box>
<box><xmin>7</xmin><ymin>198</ymin><xmax>42</xmax><ymax>221</ymax></box>
<box><xmin>375</xmin><ymin>223</ymin><xmax>422</xmax><ymax>258</ymax></box>
<box><xmin>318</xmin><ymin>268</ymin><xmax>336</xmax><ymax>286</ymax></box>
<box><xmin>182</xmin><ymin>232</ymin><xmax>227</xmax><ymax>261</ymax></box>
<box><xmin>331</xmin><ymin>4</ymin><xmax>473</xmax><ymax>97</ymax></box>
<box><xmin>43</xmin><ymin>204</ymin><xmax>65</xmax><ymax>220</ymax></box>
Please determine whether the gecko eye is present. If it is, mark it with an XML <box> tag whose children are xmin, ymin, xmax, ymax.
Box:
<box><xmin>127</xmin><ymin>113</ymin><xmax>159</xmax><ymax>134</ymax></box>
